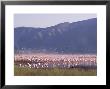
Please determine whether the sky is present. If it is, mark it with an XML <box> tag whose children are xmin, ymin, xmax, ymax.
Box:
<box><xmin>14</xmin><ymin>14</ymin><xmax>96</xmax><ymax>28</ymax></box>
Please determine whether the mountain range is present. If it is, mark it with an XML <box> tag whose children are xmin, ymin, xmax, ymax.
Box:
<box><xmin>14</xmin><ymin>18</ymin><xmax>97</xmax><ymax>54</ymax></box>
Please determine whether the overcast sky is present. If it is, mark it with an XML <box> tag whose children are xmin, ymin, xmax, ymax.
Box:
<box><xmin>14</xmin><ymin>14</ymin><xmax>96</xmax><ymax>28</ymax></box>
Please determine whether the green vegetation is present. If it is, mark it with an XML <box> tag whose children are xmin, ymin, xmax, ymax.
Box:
<box><xmin>14</xmin><ymin>65</ymin><xmax>97</xmax><ymax>76</ymax></box>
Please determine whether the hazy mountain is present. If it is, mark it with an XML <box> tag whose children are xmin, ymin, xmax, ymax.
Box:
<box><xmin>14</xmin><ymin>18</ymin><xmax>97</xmax><ymax>54</ymax></box>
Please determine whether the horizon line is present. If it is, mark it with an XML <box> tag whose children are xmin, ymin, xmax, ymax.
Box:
<box><xmin>14</xmin><ymin>17</ymin><xmax>97</xmax><ymax>29</ymax></box>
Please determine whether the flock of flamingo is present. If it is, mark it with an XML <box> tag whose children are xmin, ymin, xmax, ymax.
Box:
<box><xmin>14</xmin><ymin>53</ymin><xmax>97</xmax><ymax>69</ymax></box>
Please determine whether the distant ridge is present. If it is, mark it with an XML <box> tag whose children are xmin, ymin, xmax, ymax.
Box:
<box><xmin>14</xmin><ymin>18</ymin><xmax>97</xmax><ymax>54</ymax></box>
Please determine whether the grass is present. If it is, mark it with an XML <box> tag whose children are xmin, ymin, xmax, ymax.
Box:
<box><xmin>14</xmin><ymin>65</ymin><xmax>97</xmax><ymax>76</ymax></box>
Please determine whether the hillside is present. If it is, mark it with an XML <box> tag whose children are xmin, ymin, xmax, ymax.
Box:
<box><xmin>14</xmin><ymin>18</ymin><xmax>97</xmax><ymax>54</ymax></box>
